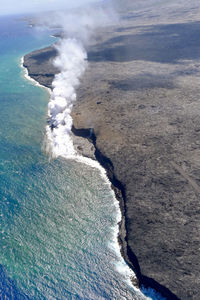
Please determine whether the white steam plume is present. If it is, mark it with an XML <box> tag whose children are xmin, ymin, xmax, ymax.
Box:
<box><xmin>43</xmin><ymin>6</ymin><xmax>117</xmax><ymax>158</ymax></box>
<box><xmin>46</xmin><ymin>38</ymin><xmax>87</xmax><ymax>158</ymax></box>
<box><xmin>35</xmin><ymin>4</ymin><xmax>117</xmax><ymax>44</ymax></box>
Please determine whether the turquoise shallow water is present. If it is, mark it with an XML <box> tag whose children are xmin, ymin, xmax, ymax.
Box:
<box><xmin>0</xmin><ymin>15</ymin><xmax>164</xmax><ymax>300</ymax></box>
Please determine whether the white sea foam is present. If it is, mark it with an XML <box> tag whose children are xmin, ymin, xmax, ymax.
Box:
<box><xmin>20</xmin><ymin>57</ymin><xmax>51</xmax><ymax>93</ymax></box>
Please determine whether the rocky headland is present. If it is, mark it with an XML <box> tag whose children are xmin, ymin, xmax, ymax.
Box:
<box><xmin>23</xmin><ymin>1</ymin><xmax>200</xmax><ymax>299</ymax></box>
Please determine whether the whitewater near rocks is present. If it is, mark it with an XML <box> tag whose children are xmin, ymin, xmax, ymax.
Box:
<box><xmin>22</xmin><ymin>37</ymin><xmax>150</xmax><ymax>298</ymax></box>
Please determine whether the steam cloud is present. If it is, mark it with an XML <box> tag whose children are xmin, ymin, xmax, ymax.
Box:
<box><xmin>46</xmin><ymin>38</ymin><xmax>87</xmax><ymax>157</ymax></box>
<box><xmin>43</xmin><ymin>4</ymin><xmax>117</xmax><ymax>158</ymax></box>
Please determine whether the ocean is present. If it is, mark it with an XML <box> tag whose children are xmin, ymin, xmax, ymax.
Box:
<box><xmin>0</xmin><ymin>15</ymin><xmax>163</xmax><ymax>300</ymax></box>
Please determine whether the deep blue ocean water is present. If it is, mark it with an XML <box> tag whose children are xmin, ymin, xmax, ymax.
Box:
<box><xmin>0</xmin><ymin>15</ymin><xmax>164</xmax><ymax>300</ymax></box>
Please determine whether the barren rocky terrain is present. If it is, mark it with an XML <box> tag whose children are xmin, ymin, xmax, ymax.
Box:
<box><xmin>24</xmin><ymin>1</ymin><xmax>200</xmax><ymax>299</ymax></box>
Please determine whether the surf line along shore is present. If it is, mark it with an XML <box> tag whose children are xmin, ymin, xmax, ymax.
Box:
<box><xmin>21</xmin><ymin>45</ymin><xmax>144</xmax><ymax>295</ymax></box>
<box><xmin>23</xmin><ymin>40</ymin><xmax>181</xmax><ymax>299</ymax></box>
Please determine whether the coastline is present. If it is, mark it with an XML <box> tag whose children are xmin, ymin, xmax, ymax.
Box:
<box><xmin>71</xmin><ymin>125</ymin><xmax>176</xmax><ymax>299</ymax></box>
<box><xmin>20</xmin><ymin>56</ymin><xmax>51</xmax><ymax>93</ymax></box>
<box><xmin>22</xmin><ymin>49</ymin><xmax>175</xmax><ymax>299</ymax></box>
<box><xmin>21</xmin><ymin>45</ymin><xmax>180</xmax><ymax>300</ymax></box>
<box><xmin>22</xmin><ymin>2</ymin><xmax>200</xmax><ymax>298</ymax></box>
<box><xmin>20</xmin><ymin>54</ymin><xmax>142</xmax><ymax>295</ymax></box>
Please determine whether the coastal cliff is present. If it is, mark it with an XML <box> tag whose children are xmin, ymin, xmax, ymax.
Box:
<box><xmin>23</xmin><ymin>1</ymin><xmax>200</xmax><ymax>299</ymax></box>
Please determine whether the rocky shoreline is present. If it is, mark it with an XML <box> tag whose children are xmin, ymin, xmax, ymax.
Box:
<box><xmin>71</xmin><ymin>125</ymin><xmax>180</xmax><ymax>300</ymax></box>
<box><xmin>23</xmin><ymin>1</ymin><xmax>200</xmax><ymax>299</ymax></box>
<box><xmin>23</xmin><ymin>46</ymin><xmax>176</xmax><ymax>299</ymax></box>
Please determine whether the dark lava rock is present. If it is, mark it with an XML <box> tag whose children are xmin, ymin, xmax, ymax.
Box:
<box><xmin>23</xmin><ymin>46</ymin><xmax>58</xmax><ymax>88</ymax></box>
